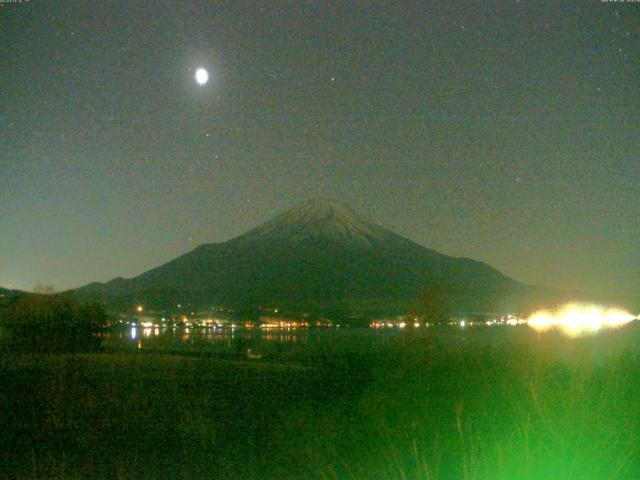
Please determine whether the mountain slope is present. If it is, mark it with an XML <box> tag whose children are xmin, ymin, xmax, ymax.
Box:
<box><xmin>0</xmin><ymin>287</ymin><xmax>30</xmax><ymax>305</ymax></box>
<box><xmin>74</xmin><ymin>200</ymin><xmax>529</xmax><ymax>315</ymax></box>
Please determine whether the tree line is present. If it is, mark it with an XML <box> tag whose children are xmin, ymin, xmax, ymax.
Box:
<box><xmin>0</xmin><ymin>294</ymin><xmax>108</xmax><ymax>353</ymax></box>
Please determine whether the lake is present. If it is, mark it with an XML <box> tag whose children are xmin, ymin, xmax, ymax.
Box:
<box><xmin>108</xmin><ymin>321</ymin><xmax>640</xmax><ymax>366</ymax></box>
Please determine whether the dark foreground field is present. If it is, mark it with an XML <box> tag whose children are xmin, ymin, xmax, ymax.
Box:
<box><xmin>2</xmin><ymin>327</ymin><xmax>640</xmax><ymax>479</ymax></box>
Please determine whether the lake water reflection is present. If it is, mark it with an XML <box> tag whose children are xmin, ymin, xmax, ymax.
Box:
<box><xmin>107</xmin><ymin>321</ymin><xmax>640</xmax><ymax>365</ymax></box>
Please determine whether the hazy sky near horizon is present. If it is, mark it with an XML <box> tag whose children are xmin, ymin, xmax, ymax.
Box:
<box><xmin>1</xmin><ymin>1</ymin><xmax>638</xmax><ymax>299</ymax></box>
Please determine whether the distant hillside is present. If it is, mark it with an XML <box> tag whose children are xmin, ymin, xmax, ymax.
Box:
<box><xmin>0</xmin><ymin>287</ymin><xmax>30</xmax><ymax>305</ymax></box>
<box><xmin>72</xmin><ymin>200</ymin><xmax>601</xmax><ymax>317</ymax></box>
<box><xmin>0</xmin><ymin>287</ymin><xmax>27</xmax><ymax>297</ymax></box>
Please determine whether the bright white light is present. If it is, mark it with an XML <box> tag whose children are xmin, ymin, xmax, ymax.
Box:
<box><xmin>460</xmin><ymin>320</ymin><xmax>466</xmax><ymax>327</ymax></box>
<box><xmin>527</xmin><ymin>303</ymin><xmax>636</xmax><ymax>337</ymax></box>
<box><xmin>195</xmin><ymin>68</ymin><xmax>209</xmax><ymax>85</ymax></box>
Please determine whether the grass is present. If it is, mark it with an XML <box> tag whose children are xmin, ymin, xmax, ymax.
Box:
<box><xmin>1</xmin><ymin>325</ymin><xmax>640</xmax><ymax>479</ymax></box>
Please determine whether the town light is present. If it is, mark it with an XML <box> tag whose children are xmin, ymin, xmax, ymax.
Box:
<box><xmin>527</xmin><ymin>303</ymin><xmax>636</xmax><ymax>337</ymax></box>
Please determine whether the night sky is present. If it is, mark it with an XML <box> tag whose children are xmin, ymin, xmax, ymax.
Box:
<box><xmin>1</xmin><ymin>1</ymin><xmax>638</xmax><ymax>300</ymax></box>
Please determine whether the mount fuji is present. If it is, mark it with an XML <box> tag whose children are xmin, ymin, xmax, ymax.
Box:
<box><xmin>74</xmin><ymin>200</ymin><xmax>533</xmax><ymax>316</ymax></box>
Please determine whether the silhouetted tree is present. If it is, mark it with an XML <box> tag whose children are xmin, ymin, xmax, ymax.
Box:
<box><xmin>408</xmin><ymin>283</ymin><xmax>451</xmax><ymax>325</ymax></box>
<box><xmin>33</xmin><ymin>283</ymin><xmax>56</xmax><ymax>294</ymax></box>
<box><xmin>0</xmin><ymin>294</ymin><xmax>108</xmax><ymax>353</ymax></box>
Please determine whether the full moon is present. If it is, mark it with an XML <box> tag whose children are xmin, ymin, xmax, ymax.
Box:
<box><xmin>195</xmin><ymin>68</ymin><xmax>209</xmax><ymax>85</ymax></box>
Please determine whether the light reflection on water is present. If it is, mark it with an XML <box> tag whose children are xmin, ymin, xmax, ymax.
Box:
<box><xmin>115</xmin><ymin>322</ymin><xmax>640</xmax><ymax>364</ymax></box>
<box><xmin>122</xmin><ymin>325</ymin><xmax>370</xmax><ymax>350</ymax></box>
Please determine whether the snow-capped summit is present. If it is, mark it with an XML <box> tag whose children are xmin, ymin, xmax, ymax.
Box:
<box><xmin>233</xmin><ymin>199</ymin><xmax>391</xmax><ymax>248</ymax></box>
